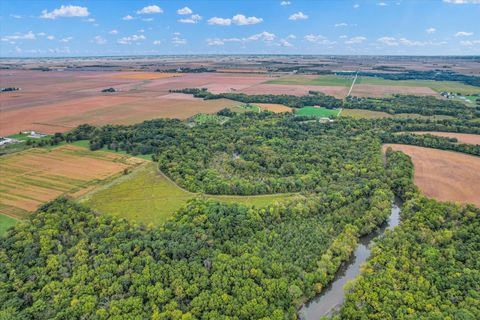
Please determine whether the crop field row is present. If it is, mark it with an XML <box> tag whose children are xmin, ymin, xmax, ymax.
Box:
<box><xmin>84</xmin><ymin>163</ymin><xmax>295</xmax><ymax>225</ymax></box>
<box><xmin>0</xmin><ymin>145</ymin><xmax>146</xmax><ymax>220</ymax></box>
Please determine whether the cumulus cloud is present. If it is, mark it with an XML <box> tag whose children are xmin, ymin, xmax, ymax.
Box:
<box><xmin>206</xmin><ymin>31</ymin><xmax>277</xmax><ymax>45</ymax></box>
<box><xmin>426</xmin><ymin>27</ymin><xmax>436</xmax><ymax>34</ymax></box>
<box><xmin>206</xmin><ymin>38</ymin><xmax>225</xmax><ymax>46</ymax></box>
<box><xmin>377</xmin><ymin>36</ymin><xmax>443</xmax><ymax>46</ymax></box>
<box><xmin>279</xmin><ymin>39</ymin><xmax>293</xmax><ymax>47</ymax></box>
<box><xmin>335</xmin><ymin>22</ymin><xmax>348</xmax><ymax>27</ymax></box>
<box><xmin>378</xmin><ymin>2</ymin><xmax>387</xmax><ymax>6</ymax></box>
<box><xmin>443</xmin><ymin>0</ymin><xmax>480</xmax><ymax>3</ymax></box>
<box><xmin>177</xmin><ymin>7</ymin><xmax>192</xmax><ymax>15</ymax></box>
<box><xmin>208</xmin><ymin>14</ymin><xmax>263</xmax><ymax>26</ymax></box>
<box><xmin>123</xmin><ymin>15</ymin><xmax>134</xmax><ymax>21</ymax></box>
<box><xmin>455</xmin><ymin>31</ymin><xmax>473</xmax><ymax>36</ymax></box>
<box><xmin>172</xmin><ymin>35</ymin><xmax>187</xmax><ymax>45</ymax></box>
<box><xmin>378</xmin><ymin>36</ymin><xmax>398</xmax><ymax>46</ymax></box>
<box><xmin>46</xmin><ymin>35</ymin><xmax>55</xmax><ymax>40</ymax></box>
<box><xmin>1</xmin><ymin>31</ymin><xmax>36</xmax><ymax>42</ymax></box>
<box><xmin>345</xmin><ymin>36</ymin><xmax>366</xmax><ymax>44</ymax></box>
<box><xmin>289</xmin><ymin>12</ymin><xmax>308</xmax><ymax>20</ymax></box>
<box><xmin>109</xmin><ymin>29</ymin><xmax>118</xmax><ymax>35</ymax></box>
<box><xmin>153</xmin><ymin>40</ymin><xmax>162</xmax><ymax>45</ymax></box>
<box><xmin>60</xmin><ymin>37</ymin><xmax>73</xmax><ymax>43</ymax></box>
<box><xmin>117</xmin><ymin>34</ymin><xmax>146</xmax><ymax>45</ymax></box>
<box><xmin>136</xmin><ymin>5</ymin><xmax>163</xmax><ymax>14</ymax></box>
<box><xmin>92</xmin><ymin>35</ymin><xmax>106</xmax><ymax>45</ymax></box>
<box><xmin>178</xmin><ymin>14</ymin><xmax>202</xmax><ymax>24</ymax></box>
<box><xmin>304</xmin><ymin>34</ymin><xmax>335</xmax><ymax>44</ymax></box>
<box><xmin>280</xmin><ymin>1</ymin><xmax>291</xmax><ymax>5</ymax></box>
<box><xmin>460</xmin><ymin>39</ymin><xmax>480</xmax><ymax>45</ymax></box>
<box><xmin>40</xmin><ymin>5</ymin><xmax>89</xmax><ymax>19</ymax></box>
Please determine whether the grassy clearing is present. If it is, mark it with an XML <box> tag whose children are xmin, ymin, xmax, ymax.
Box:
<box><xmin>266</xmin><ymin>75</ymin><xmax>354</xmax><ymax>87</ymax></box>
<box><xmin>190</xmin><ymin>113</ymin><xmax>229</xmax><ymax>125</ymax></box>
<box><xmin>295</xmin><ymin>107</ymin><xmax>340</xmax><ymax>118</ymax></box>
<box><xmin>0</xmin><ymin>214</ymin><xmax>18</xmax><ymax>236</ymax></box>
<box><xmin>356</xmin><ymin>77</ymin><xmax>480</xmax><ymax>95</ymax></box>
<box><xmin>83</xmin><ymin>164</ymin><xmax>294</xmax><ymax>226</ymax></box>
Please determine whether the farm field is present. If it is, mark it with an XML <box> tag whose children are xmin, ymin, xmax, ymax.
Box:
<box><xmin>266</xmin><ymin>75</ymin><xmax>354</xmax><ymax>86</ymax></box>
<box><xmin>0</xmin><ymin>145</ymin><xmax>146</xmax><ymax>219</ymax></box>
<box><xmin>412</xmin><ymin>131</ymin><xmax>480</xmax><ymax>144</ymax></box>
<box><xmin>84</xmin><ymin>163</ymin><xmax>294</xmax><ymax>225</ymax></box>
<box><xmin>254</xmin><ymin>103</ymin><xmax>293</xmax><ymax>113</ymax></box>
<box><xmin>383</xmin><ymin>144</ymin><xmax>480</xmax><ymax>207</ymax></box>
<box><xmin>240</xmin><ymin>83</ymin><xmax>349</xmax><ymax>98</ymax></box>
<box><xmin>295</xmin><ymin>106</ymin><xmax>341</xmax><ymax>117</ymax></box>
<box><xmin>356</xmin><ymin>76</ymin><xmax>480</xmax><ymax>95</ymax></box>
<box><xmin>341</xmin><ymin>108</ymin><xmax>455</xmax><ymax>120</ymax></box>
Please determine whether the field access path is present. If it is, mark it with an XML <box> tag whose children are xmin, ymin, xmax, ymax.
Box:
<box><xmin>347</xmin><ymin>72</ymin><xmax>358</xmax><ymax>96</ymax></box>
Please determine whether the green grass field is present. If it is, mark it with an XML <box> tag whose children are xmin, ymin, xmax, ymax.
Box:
<box><xmin>356</xmin><ymin>77</ymin><xmax>480</xmax><ymax>95</ymax></box>
<box><xmin>0</xmin><ymin>214</ymin><xmax>18</xmax><ymax>236</ymax></box>
<box><xmin>191</xmin><ymin>113</ymin><xmax>230</xmax><ymax>124</ymax></box>
<box><xmin>266</xmin><ymin>75</ymin><xmax>353</xmax><ymax>87</ymax></box>
<box><xmin>83</xmin><ymin>164</ymin><xmax>294</xmax><ymax>225</ymax></box>
<box><xmin>295</xmin><ymin>107</ymin><xmax>340</xmax><ymax>117</ymax></box>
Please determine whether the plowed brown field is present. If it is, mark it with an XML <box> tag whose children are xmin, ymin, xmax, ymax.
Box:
<box><xmin>383</xmin><ymin>144</ymin><xmax>480</xmax><ymax>207</ymax></box>
<box><xmin>412</xmin><ymin>132</ymin><xmax>480</xmax><ymax>145</ymax></box>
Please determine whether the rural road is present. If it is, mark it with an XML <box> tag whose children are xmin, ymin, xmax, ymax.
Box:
<box><xmin>347</xmin><ymin>72</ymin><xmax>358</xmax><ymax>96</ymax></box>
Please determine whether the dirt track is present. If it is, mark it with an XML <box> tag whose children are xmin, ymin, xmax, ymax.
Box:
<box><xmin>383</xmin><ymin>144</ymin><xmax>480</xmax><ymax>207</ymax></box>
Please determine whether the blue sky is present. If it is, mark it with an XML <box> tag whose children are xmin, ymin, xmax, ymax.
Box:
<box><xmin>1</xmin><ymin>0</ymin><xmax>479</xmax><ymax>57</ymax></box>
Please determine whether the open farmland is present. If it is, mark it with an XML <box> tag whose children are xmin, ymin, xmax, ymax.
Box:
<box><xmin>84</xmin><ymin>164</ymin><xmax>294</xmax><ymax>225</ymax></box>
<box><xmin>254</xmin><ymin>103</ymin><xmax>293</xmax><ymax>113</ymax></box>
<box><xmin>240</xmin><ymin>83</ymin><xmax>349</xmax><ymax>98</ymax></box>
<box><xmin>383</xmin><ymin>144</ymin><xmax>480</xmax><ymax>207</ymax></box>
<box><xmin>412</xmin><ymin>132</ymin><xmax>480</xmax><ymax>144</ymax></box>
<box><xmin>266</xmin><ymin>75</ymin><xmax>354</xmax><ymax>86</ymax></box>
<box><xmin>0</xmin><ymin>145</ymin><xmax>145</xmax><ymax>218</ymax></box>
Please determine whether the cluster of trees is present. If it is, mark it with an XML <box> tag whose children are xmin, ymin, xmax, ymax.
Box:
<box><xmin>345</xmin><ymin>95</ymin><xmax>479</xmax><ymax>119</ymax></box>
<box><xmin>382</xmin><ymin>132</ymin><xmax>480</xmax><ymax>156</ymax></box>
<box><xmin>338</xmin><ymin>195</ymin><xmax>480</xmax><ymax>319</ymax></box>
<box><xmin>1</xmin><ymin>170</ymin><xmax>393</xmax><ymax>319</ymax></box>
<box><xmin>170</xmin><ymin>88</ymin><xmax>343</xmax><ymax>109</ymax></box>
<box><xmin>340</xmin><ymin>70</ymin><xmax>480</xmax><ymax>87</ymax></box>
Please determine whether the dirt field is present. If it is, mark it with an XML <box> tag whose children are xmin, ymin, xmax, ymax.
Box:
<box><xmin>0</xmin><ymin>145</ymin><xmax>145</xmax><ymax>218</ymax></box>
<box><xmin>240</xmin><ymin>83</ymin><xmax>349</xmax><ymax>98</ymax></box>
<box><xmin>383</xmin><ymin>144</ymin><xmax>480</xmax><ymax>207</ymax></box>
<box><xmin>0</xmin><ymin>71</ymin><xmax>266</xmax><ymax>135</ymax></box>
<box><xmin>350</xmin><ymin>84</ymin><xmax>438</xmax><ymax>98</ymax></box>
<box><xmin>109</xmin><ymin>72</ymin><xmax>181</xmax><ymax>80</ymax></box>
<box><xmin>412</xmin><ymin>132</ymin><xmax>480</xmax><ymax>145</ymax></box>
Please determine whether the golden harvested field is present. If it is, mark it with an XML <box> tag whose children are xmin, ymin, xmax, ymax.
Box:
<box><xmin>109</xmin><ymin>72</ymin><xmax>181</xmax><ymax>80</ymax></box>
<box><xmin>0</xmin><ymin>145</ymin><xmax>146</xmax><ymax>218</ymax></box>
<box><xmin>412</xmin><ymin>132</ymin><xmax>480</xmax><ymax>145</ymax></box>
<box><xmin>255</xmin><ymin>103</ymin><xmax>293</xmax><ymax>113</ymax></box>
<box><xmin>383</xmin><ymin>144</ymin><xmax>480</xmax><ymax>207</ymax></box>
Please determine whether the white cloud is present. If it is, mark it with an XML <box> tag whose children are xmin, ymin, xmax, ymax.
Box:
<box><xmin>37</xmin><ymin>32</ymin><xmax>47</xmax><ymax>37</ymax></box>
<box><xmin>248</xmin><ymin>31</ymin><xmax>276</xmax><ymax>41</ymax></box>
<box><xmin>208</xmin><ymin>17</ymin><xmax>232</xmax><ymax>25</ymax></box>
<box><xmin>289</xmin><ymin>12</ymin><xmax>308</xmax><ymax>20</ymax></box>
<box><xmin>304</xmin><ymin>34</ymin><xmax>335</xmax><ymax>44</ymax></box>
<box><xmin>178</xmin><ymin>14</ymin><xmax>202</xmax><ymax>24</ymax></box>
<box><xmin>455</xmin><ymin>31</ymin><xmax>473</xmax><ymax>36</ymax></box>
<box><xmin>280</xmin><ymin>1</ymin><xmax>291</xmax><ymax>5</ymax></box>
<box><xmin>46</xmin><ymin>35</ymin><xmax>55</xmax><ymax>40</ymax></box>
<box><xmin>123</xmin><ymin>15</ymin><xmax>134</xmax><ymax>21</ymax></box>
<box><xmin>109</xmin><ymin>29</ymin><xmax>118</xmax><ymax>35</ymax></box>
<box><xmin>137</xmin><ymin>5</ymin><xmax>163</xmax><ymax>14</ymax></box>
<box><xmin>398</xmin><ymin>38</ymin><xmax>426</xmax><ymax>46</ymax></box>
<box><xmin>153</xmin><ymin>40</ymin><xmax>162</xmax><ymax>45</ymax></box>
<box><xmin>443</xmin><ymin>0</ymin><xmax>480</xmax><ymax>3</ymax></box>
<box><xmin>1</xmin><ymin>31</ymin><xmax>36</xmax><ymax>41</ymax></box>
<box><xmin>85</xmin><ymin>18</ymin><xmax>95</xmax><ymax>23</ymax></box>
<box><xmin>279</xmin><ymin>39</ymin><xmax>293</xmax><ymax>47</ymax></box>
<box><xmin>378</xmin><ymin>2</ymin><xmax>387</xmax><ymax>6</ymax></box>
<box><xmin>353</xmin><ymin>4</ymin><xmax>360</xmax><ymax>8</ymax></box>
<box><xmin>60</xmin><ymin>37</ymin><xmax>73</xmax><ymax>43</ymax></box>
<box><xmin>40</xmin><ymin>5</ymin><xmax>89</xmax><ymax>19</ymax></box>
<box><xmin>172</xmin><ymin>35</ymin><xmax>187</xmax><ymax>45</ymax></box>
<box><xmin>117</xmin><ymin>34</ymin><xmax>146</xmax><ymax>45</ymax></box>
<box><xmin>345</xmin><ymin>36</ymin><xmax>366</xmax><ymax>44</ymax></box>
<box><xmin>335</xmin><ymin>22</ymin><xmax>348</xmax><ymax>27</ymax></box>
<box><xmin>11</xmin><ymin>14</ymin><xmax>23</xmax><ymax>19</ymax></box>
<box><xmin>92</xmin><ymin>35</ymin><xmax>106</xmax><ymax>45</ymax></box>
<box><xmin>143</xmin><ymin>18</ymin><xmax>154</xmax><ymax>22</ymax></box>
<box><xmin>426</xmin><ymin>27</ymin><xmax>436</xmax><ymax>34</ymax></box>
<box><xmin>232</xmin><ymin>14</ymin><xmax>263</xmax><ymax>25</ymax></box>
<box><xmin>206</xmin><ymin>38</ymin><xmax>225</xmax><ymax>46</ymax></box>
<box><xmin>208</xmin><ymin>14</ymin><xmax>263</xmax><ymax>26</ymax></box>
<box><xmin>138</xmin><ymin>29</ymin><xmax>145</xmax><ymax>33</ymax></box>
<box><xmin>460</xmin><ymin>39</ymin><xmax>480</xmax><ymax>46</ymax></box>
<box><xmin>339</xmin><ymin>35</ymin><xmax>348</xmax><ymax>39</ymax></box>
<box><xmin>177</xmin><ymin>7</ymin><xmax>192</xmax><ymax>15</ymax></box>
<box><xmin>378</xmin><ymin>36</ymin><xmax>398</xmax><ymax>46</ymax></box>
<box><xmin>286</xmin><ymin>34</ymin><xmax>296</xmax><ymax>39</ymax></box>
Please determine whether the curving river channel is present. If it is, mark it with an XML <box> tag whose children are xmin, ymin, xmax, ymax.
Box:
<box><xmin>299</xmin><ymin>199</ymin><xmax>402</xmax><ymax>319</ymax></box>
